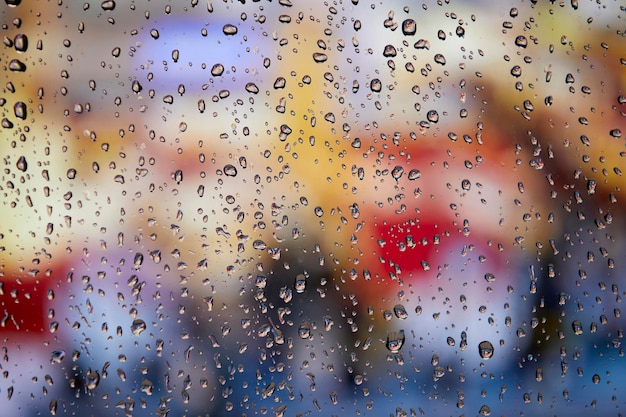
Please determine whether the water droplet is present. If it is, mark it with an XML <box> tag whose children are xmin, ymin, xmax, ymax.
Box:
<box><xmin>298</xmin><ymin>321</ymin><xmax>311</xmax><ymax>339</ymax></box>
<box><xmin>478</xmin><ymin>340</ymin><xmax>494</xmax><ymax>359</ymax></box>
<box><xmin>140</xmin><ymin>378</ymin><xmax>154</xmax><ymax>395</ymax></box>
<box><xmin>434</xmin><ymin>54</ymin><xmax>446</xmax><ymax>65</ymax></box>
<box><xmin>322</xmin><ymin>315</ymin><xmax>334</xmax><ymax>331</ymax></box>
<box><xmin>294</xmin><ymin>274</ymin><xmax>306</xmax><ymax>293</ymax></box>
<box><xmin>383</xmin><ymin>44</ymin><xmax>397</xmax><ymax>57</ymax></box>
<box><xmin>484</xmin><ymin>273</ymin><xmax>495</xmax><ymax>282</ymax></box>
<box><xmin>223</xmin><ymin>24</ymin><xmax>238</xmax><ymax>35</ymax></box>
<box><xmin>402</xmin><ymin>19</ymin><xmax>416</xmax><ymax>35</ymax></box>
<box><xmin>133</xmin><ymin>252</ymin><xmax>144</xmax><ymax>268</ymax></box>
<box><xmin>370</xmin><ymin>78</ymin><xmax>382</xmax><ymax>92</ymax></box>
<box><xmin>386</xmin><ymin>330</ymin><xmax>405</xmax><ymax>353</ymax></box>
<box><xmin>16</xmin><ymin>155</ymin><xmax>27</xmax><ymax>172</ymax></box>
<box><xmin>13</xmin><ymin>101</ymin><xmax>27</xmax><ymax>120</ymax></box>
<box><xmin>252</xmin><ymin>240</ymin><xmax>266</xmax><ymax>250</ymax></box>
<box><xmin>211</xmin><ymin>63</ymin><xmax>224</xmax><ymax>76</ymax></box>
<box><xmin>515</xmin><ymin>36</ymin><xmax>528</xmax><ymax>48</ymax></box>
<box><xmin>50</xmin><ymin>350</ymin><xmax>65</xmax><ymax>364</ymax></box>
<box><xmin>8</xmin><ymin>59</ymin><xmax>26</xmax><ymax>72</ymax></box>
<box><xmin>86</xmin><ymin>370</ymin><xmax>100</xmax><ymax>390</ymax></box>
<box><xmin>479</xmin><ymin>405</ymin><xmax>491</xmax><ymax>416</ymax></box>
<box><xmin>101</xmin><ymin>0</ymin><xmax>116</xmax><ymax>11</ymax></box>
<box><xmin>314</xmin><ymin>206</ymin><xmax>324</xmax><ymax>217</ymax></box>
<box><xmin>393</xmin><ymin>304</ymin><xmax>408</xmax><ymax>319</ymax></box>
<box><xmin>13</xmin><ymin>34</ymin><xmax>27</xmax><ymax>52</ymax></box>
<box><xmin>131</xmin><ymin>80</ymin><xmax>142</xmax><ymax>93</ymax></box>
<box><xmin>150</xmin><ymin>28</ymin><xmax>159</xmax><ymax>39</ymax></box>
<box><xmin>407</xmin><ymin>169</ymin><xmax>421</xmax><ymax>180</ymax></box>
<box><xmin>273</xmin><ymin>77</ymin><xmax>286</xmax><ymax>89</ymax></box>
<box><xmin>572</xmin><ymin>320</ymin><xmax>583</xmax><ymax>335</ymax></box>
<box><xmin>312</xmin><ymin>52</ymin><xmax>328</xmax><ymax>63</ymax></box>
<box><xmin>391</xmin><ymin>166</ymin><xmax>404</xmax><ymax>181</ymax></box>
<box><xmin>426</xmin><ymin>110</ymin><xmax>439</xmax><ymax>123</ymax></box>
<box><xmin>224</xmin><ymin>164</ymin><xmax>237</xmax><ymax>177</ymax></box>
<box><xmin>245</xmin><ymin>82</ymin><xmax>259</xmax><ymax>94</ymax></box>
<box><xmin>130</xmin><ymin>319</ymin><xmax>147</xmax><ymax>336</ymax></box>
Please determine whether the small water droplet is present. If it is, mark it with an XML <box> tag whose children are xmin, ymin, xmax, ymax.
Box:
<box><xmin>478</xmin><ymin>340</ymin><xmax>494</xmax><ymax>359</ymax></box>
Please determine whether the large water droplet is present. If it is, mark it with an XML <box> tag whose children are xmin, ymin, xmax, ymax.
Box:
<box><xmin>245</xmin><ymin>83</ymin><xmax>259</xmax><ymax>94</ymax></box>
<box><xmin>50</xmin><ymin>350</ymin><xmax>65</xmax><ymax>364</ymax></box>
<box><xmin>211</xmin><ymin>63</ymin><xmax>224</xmax><ymax>76</ymax></box>
<box><xmin>13</xmin><ymin>34</ymin><xmax>27</xmax><ymax>52</ymax></box>
<box><xmin>223</xmin><ymin>24</ymin><xmax>238</xmax><ymax>35</ymax></box>
<box><xmin>86</xmin><ymin>370</ymin><xmax>100</xmax><ymax>390</ymax></box>
<box><xmin>386</xmin><ymin>330</ymin><xmax>405</xmax><ymax>353</ymax></box>
<box><xmin>393</xmin><ymin>304</ymin><xmax>408</xmax><ymax>319</ymax></box>
<box><xmin>130</xmin><ymin>319</ymin><xmax>147</xmax><ymax>336</ymax></box>
<box><xmin>8</xmin><ymin>59</ymin><xmax>26</xmax><ymax>72</ymax></box>
<box><xmin>312</xmin><ymin>52</ymin><xmax>328</xmax><ymax>63</ymax></box>
<box><xmin>402</xmin><ymin>19</ymin><xmax>416</xmax><ymax>35</ymax></box>
<box><xmin>16</xmin><ymin>155</ymin><xmax>27</xmax><ymax>172</ymax></box>
<box><xmin>101</xmin><ymin>0</ymin><xmax>115</xmax><ymax>11</ymax></box>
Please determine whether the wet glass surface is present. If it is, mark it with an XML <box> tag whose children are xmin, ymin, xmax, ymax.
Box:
<box><xmin>1</xmin><ymin>1</ymin><xmax>625</xmax><ymax>416</ymax></box>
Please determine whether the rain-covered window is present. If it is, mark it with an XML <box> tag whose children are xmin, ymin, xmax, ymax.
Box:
<box><xmin>1</xmin><ymin>0</ymin><xmax>625</xmax><ymax>416</ymax></box>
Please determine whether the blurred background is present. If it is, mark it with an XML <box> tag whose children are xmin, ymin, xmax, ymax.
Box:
<box><xmin>1</xmin><ymin>0</ymin><xmax>625</xmax><ymax>416</ymax></box>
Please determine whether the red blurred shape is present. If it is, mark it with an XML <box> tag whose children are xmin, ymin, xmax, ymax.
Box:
<box><xmin>0</xmin><ymin>279</ymin><xmax>46</xmax><ymax>334</ymax></box>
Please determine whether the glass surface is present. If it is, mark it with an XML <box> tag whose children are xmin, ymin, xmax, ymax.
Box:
<box><xmin>1</xmin><ymin>1</ymin><xmax>625</xmax><ymax>416</ymax></box>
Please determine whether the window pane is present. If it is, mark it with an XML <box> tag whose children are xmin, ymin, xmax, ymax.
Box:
<box><xmin>1</xmin><ymin>1</ymin><xmax>625</xmax><ymax>416</ymax></box>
